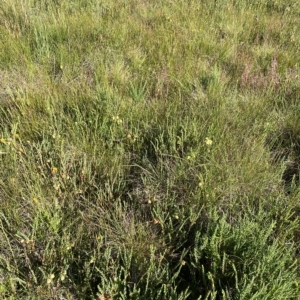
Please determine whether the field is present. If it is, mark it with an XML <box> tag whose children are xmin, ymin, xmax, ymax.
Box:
<box><xmin>1</xmin><ymin>0</ymin><xmax>300</xmax><ymax>299</ymax></box>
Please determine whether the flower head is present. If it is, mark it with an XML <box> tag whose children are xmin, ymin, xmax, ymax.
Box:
<box><xmin>205</xmin><ymin>137</ymin><xmax>213</xmax><ymax>146</ymax></box>
<box><xmin>52</xmin><ymin>167</ymin><xmax>58</xmax><ymax>174</ymax></box>
<box><xmin>47</xmin><ymin>274</ymin><xmax>55</xmax><ymax>284</ymax></box>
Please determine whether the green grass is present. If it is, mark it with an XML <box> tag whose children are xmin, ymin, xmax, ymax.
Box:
<box><xmin>1</xmin><ymin>0</ymin><xmax>300</xmax><ymax>299</ymax></box>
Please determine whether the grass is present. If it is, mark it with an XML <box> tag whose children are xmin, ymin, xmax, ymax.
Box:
<box><xmin>1</xmin><ymin>0</ymin><xmax>300</xmax><ymax>299</ymax></box>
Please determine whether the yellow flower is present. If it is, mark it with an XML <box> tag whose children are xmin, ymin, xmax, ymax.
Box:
<box><xmin>187</xmin><ymin>153</ymin><xmax>196</xmax><ymax>160</ymax></box>
<box><xmin>205</xmin><ymin>137</ymin><xmax>213</xmax><ymax>146</ymax></box>
<box><xmin>112</xmin><ymin>115</ymin><xmax>123</xmax><ymax>125</ymax></box>
<box><xmin>60</xmin><ymin>270</ymin><xmax>67</xmax><ymax>281</ymax></box>
<box><xmin>47</xmin><ymin>274</ymin><xmax>55</xmax><ymax>284</ymax></box>
<box><xmin>33</xmin><ymin>197</ymin><xmax>39</xmax><ymax>203</ymax></box>
<box><xmin>0</xmin><ymin>138</ymin><xmax>6</xmax><ymax>144</ymax></box>
<box><xmin>52</xmin><ymin>167</ymin><xmax>58</xmax><ymax>174</ymax></box>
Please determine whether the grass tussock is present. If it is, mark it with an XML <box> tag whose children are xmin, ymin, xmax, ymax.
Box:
<box><xmin>1</xmin><ymin>0</ymin><xmax>300</xmax><ymax>299</ymax></box>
